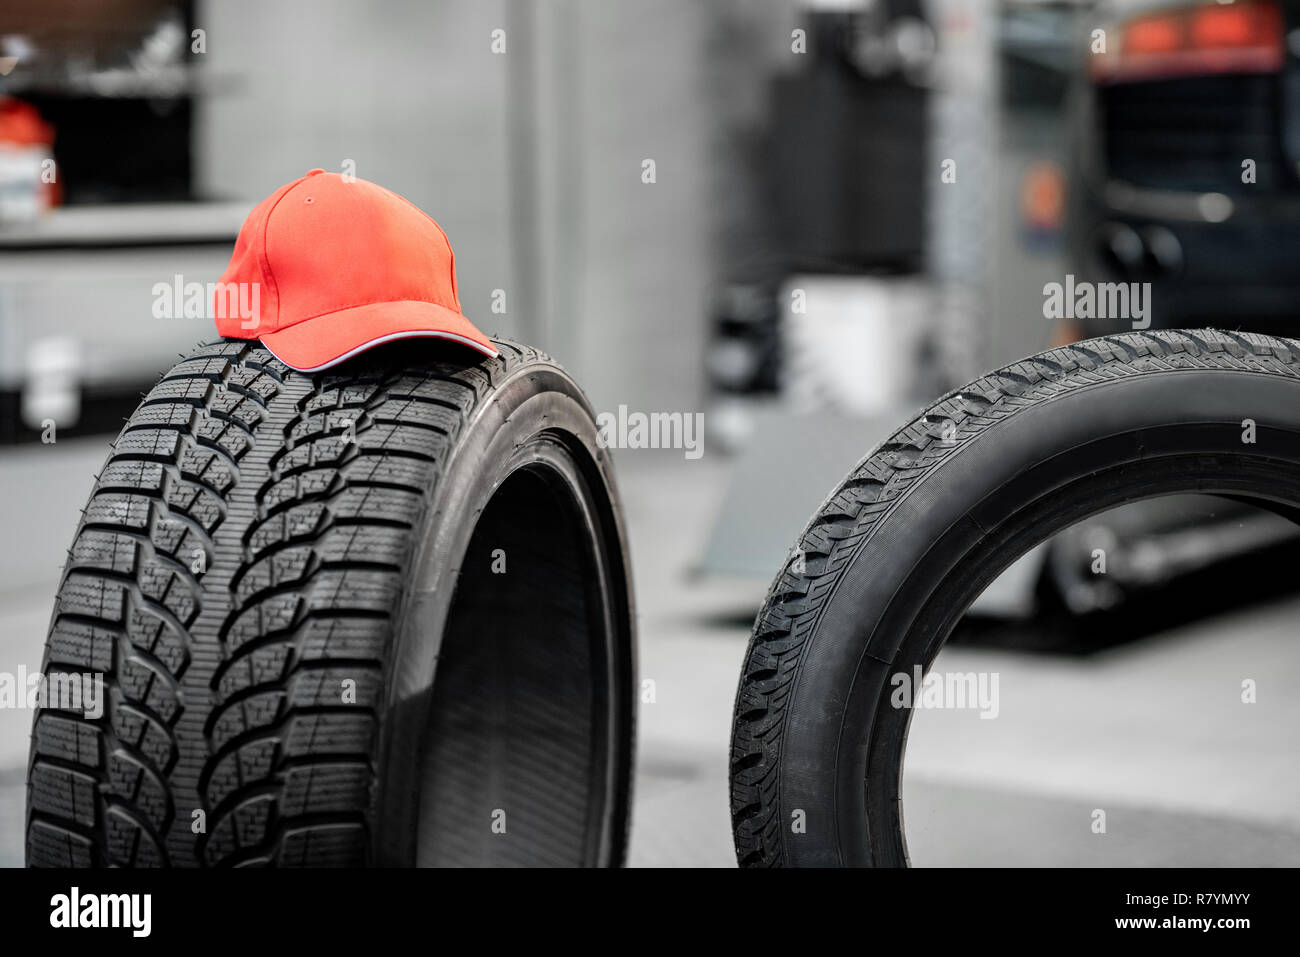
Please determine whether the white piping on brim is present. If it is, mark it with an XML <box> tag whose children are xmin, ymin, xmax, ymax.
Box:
<box><xmin>260</xmin><ymin>328</ymin><xmax>499</xmax><ymax>373</ymax></box>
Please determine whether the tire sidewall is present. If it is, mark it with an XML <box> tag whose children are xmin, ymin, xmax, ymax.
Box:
<box><xmin>370</xmin><ymin>360</ymin><xmax>636</xmax><ymax>866</ymax></box>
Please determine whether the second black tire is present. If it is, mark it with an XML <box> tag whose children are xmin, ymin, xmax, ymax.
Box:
<box><xmin>27</xmin><ymin>337</ymin><xmax>635</xmax><ymax>867</ymax></box>
<box><xmin>731</xmin><ymin>329</ymin><xmax>1300</xmax><ymax>866</ymax></box>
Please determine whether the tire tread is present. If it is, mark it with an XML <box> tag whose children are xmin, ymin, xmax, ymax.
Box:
<box><xmin>27</xmin><ymin>337</ymin><xmax>550</xmax><ymax>866</ymax></box>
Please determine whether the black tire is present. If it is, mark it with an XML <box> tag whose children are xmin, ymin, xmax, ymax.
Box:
<box><xmin>26</xmin><ymin>337</ymin><xmax>635</xmax><ymax>867</ymax></box>
<box><xmin>730</xmin><ymin>329</ymin><xmax>1300</xmax><ymax>867</ymax></box>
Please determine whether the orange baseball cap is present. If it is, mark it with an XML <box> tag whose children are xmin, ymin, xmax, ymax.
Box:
<box><xmin>214</xmin><ymin>169</ymin><xmax>496</xmax><ymax>371</ymax></box>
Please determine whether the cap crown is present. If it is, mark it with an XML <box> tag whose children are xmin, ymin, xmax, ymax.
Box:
<box><xmin>214</xmin><ymin>170</ymin><xmax>461</xmax><ymax>337</ymax></box>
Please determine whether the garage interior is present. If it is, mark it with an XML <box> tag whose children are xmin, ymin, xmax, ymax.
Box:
<box><xmin>1</xmin><ymin>0</ymin><xmax>1298</xmax><ymax>866</ymax></box>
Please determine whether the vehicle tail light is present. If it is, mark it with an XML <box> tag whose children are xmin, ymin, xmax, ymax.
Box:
<box><xmin>1091</xmin><ymin>0</ymin><xmax>1284</xmax><ymax>83</ymax></box>
<box><xmin>1125</xmin><ymin>14</ymin><xmax>1183</xmax><ymax>55</ymax></box>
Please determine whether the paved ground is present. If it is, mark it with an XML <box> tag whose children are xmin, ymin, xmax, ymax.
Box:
<box><xmin>2</xmin><ymin>441</ymin><xmax>1298</xmax><ymax>867</ymax></box>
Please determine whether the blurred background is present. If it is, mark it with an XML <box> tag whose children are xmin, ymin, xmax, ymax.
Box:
<box><xmin>2</xmin><ymin>0</ymin><xmax>1299</xmax><ymax>866</ymax></box>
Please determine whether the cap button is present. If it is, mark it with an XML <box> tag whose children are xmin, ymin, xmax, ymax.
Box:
<box><xmin>305</xmin><ymin>168</ymin><xmax>325</xmax><ymax>177</ymax></box>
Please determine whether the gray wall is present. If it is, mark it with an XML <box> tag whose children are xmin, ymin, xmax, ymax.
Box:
<box><xmin>193</xmin><ymin>0</ymin><xmax>758</xmax><ymax>416</ymax></box>
<box><xmin>193</xmin><ymin>0</ymin><xmax>515</xmax><ymax>340</ymax></box>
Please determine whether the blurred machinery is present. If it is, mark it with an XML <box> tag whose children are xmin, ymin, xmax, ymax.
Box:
<box><xmin>706</xmin><ymin>0</ymin><xmax>946</xmax><ymax>450</ymax></box>
<box><xmin>702</xmin><ymin>0</ymin><xmax>987</xmax><ymax>577</ymax></box>
<box><xmin>0</xmin><ymin>0</ymin><xmax>239</xmax><ymax>443</ymax></box>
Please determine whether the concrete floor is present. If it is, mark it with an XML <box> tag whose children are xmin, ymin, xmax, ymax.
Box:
<box><xmin>2</xmin><ymin>440</ymin><xmax>1299</xmax><ymax>867</ymax></box>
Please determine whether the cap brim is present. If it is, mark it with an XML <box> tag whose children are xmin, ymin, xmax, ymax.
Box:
<box><xmin>257</xmin><ymin>299</ymin><xmax>498</xmax><ymax>372</ymax></box>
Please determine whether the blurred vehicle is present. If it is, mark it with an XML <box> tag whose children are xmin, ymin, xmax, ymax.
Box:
<box><xmin>1066</xmin><ymin>0</ymin><xmax>1300</xmax><ymax>336</ymax></box>
<box><xmin>1023</xmin><ymin>0</ymin><xmax>1300</xmax><ymax>623</ymax></box>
